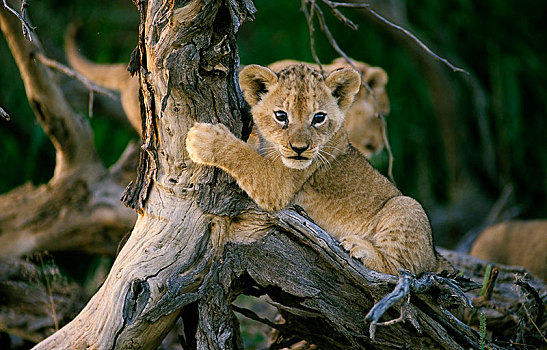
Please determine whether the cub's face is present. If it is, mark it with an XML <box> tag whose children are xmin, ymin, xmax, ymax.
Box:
<box><xmin>239</xmin><ymin>64</ymin><xmax>361</xmax><ymax>169</ymax></box>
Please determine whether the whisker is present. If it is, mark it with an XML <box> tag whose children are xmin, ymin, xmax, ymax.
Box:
<box><xmin>321</xmin><ymin>155</ymin><xmax>330</xmax><ymax>169</ymax></box>
<box><xmin>316</xmin><ymin>151</ymin><xmax>331</xmax><ymax>169</ymax></box>
<box><xmin>320</xmin><ymin>154</ymin><xmax>329</xmax><ymax>169</ymax></box>
<box><xmin>314</xmin><ymin>153</ymin><xmax>324</xmax><ymax>168</ymax></box>
<box><xmin>320</xmin><ymin>149</ymin><xmax>335</xmax><ymax>158</ymax></box>
<box><xmin>264</xmin><ymin>150</ymin><xmax>279</xmax><ymax>161</ymax></box>
<box><xmin>321</xmin><ymin>145</ymin><xmax>339</xmax><ymax>152</ymax></box>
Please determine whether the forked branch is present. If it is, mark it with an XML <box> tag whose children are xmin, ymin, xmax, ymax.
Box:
<box><xmin>318</xmin><ymin>0</ymin><xmax>468</xmax><ymax>74</ymax></box>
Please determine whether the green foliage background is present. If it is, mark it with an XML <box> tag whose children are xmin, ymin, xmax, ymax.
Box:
<box><xmin>1</xmin><ymin>0</ymin><xmax>546</xmax><ymax>247</ymax></box>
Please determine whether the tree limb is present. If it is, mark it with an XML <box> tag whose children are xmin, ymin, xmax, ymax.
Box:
<box><xmin>34</xmin><ymin>52</ymin><xmax>118</xmax><ymax>117</ymax></box>
<box><xmin>0</xmin><ymin>1</ymin><xmax>136</xmax><ymax>257</ymax></box>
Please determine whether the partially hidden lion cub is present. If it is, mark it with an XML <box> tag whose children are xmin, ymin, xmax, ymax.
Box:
<box><xmin>186</xmin><ymin>64</ymin><xmax>451</xmax><ymax>275</ymax></box>
<box><xmin>470</xmin><ymin>220</ymin><xmax>547</xmax><ymax>280</ymax></box>
<box><xmin>65</xmin><ymin>23</ymin><xmax>141</xmax><ymax>134</ymax></box>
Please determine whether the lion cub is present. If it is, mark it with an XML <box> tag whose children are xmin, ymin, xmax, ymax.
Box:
<box><xmin>186</xmin><ymin>64</ymin><xmax>446</xmax><ymax>275</ymax></box>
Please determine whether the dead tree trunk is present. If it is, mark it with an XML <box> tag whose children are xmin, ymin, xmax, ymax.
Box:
<box><xmin>0</xmin><ymin>0</ymin><xmax>540</xmax><ymax>349</ymax></box>
<box><xmin>33</xmin><ymin>0</ymin><xmax>256</xmax><ymax>348</ymax></box>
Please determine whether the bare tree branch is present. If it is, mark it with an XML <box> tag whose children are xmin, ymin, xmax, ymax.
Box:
<box><xmin>35</xmin><ymin>53</ymin><xmax>118</xmax><ymax>117</ymax></box>
<box><xmin>363</xmin><ymin>5</ymin><xmax>467</xmax><ymax>74</ymax></box>
<box><xmin>0</xmin><ymin>1</ymin><xmax>136</xmax><ymax>258</ymax></box>
<box><xmin>2</xmin><ymin>0</ymin><xmax>34</xmax><ymax>40</ymax></box>
<box><xmin>320</xmin><ymin>0</ymin><xmax>358</xmax><ymax>30</ymax></box>
<box><xmin>302</xmin><ymin>0</ymin><xmax>325</xmax><ymax>75</ymax></box>
<box><xmin>322</xmin><ymin>0</ymin><xmax>468</xmax><ymax>74</ymax></box>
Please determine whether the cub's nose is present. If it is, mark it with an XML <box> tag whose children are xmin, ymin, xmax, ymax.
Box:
<box><xmin>290</xmin><ymin>143</ymin><xmax>309</xmax><ymax>155</ymax></box>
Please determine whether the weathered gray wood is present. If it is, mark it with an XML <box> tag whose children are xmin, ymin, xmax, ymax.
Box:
<box><xmin>32</xmin><ymin>0</ymin><xmax>256</xmax><ymax>348</ymax></box>
<box><xmin>440</xmin><ymin>249</ymin><xmax>547</xmax><ymax>347</ymax></box>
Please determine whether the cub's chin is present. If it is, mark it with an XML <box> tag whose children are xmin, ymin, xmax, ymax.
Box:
<box><xmin>282</xmin><ymin>157</ymin><xmax>313</xmax><ymax>170</ymax></box>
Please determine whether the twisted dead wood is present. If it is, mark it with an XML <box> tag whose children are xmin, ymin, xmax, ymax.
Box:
<box><xmin>0</xmin><ymin>0</ymin><xmax>136</xmax><ymax>258</ymax></box>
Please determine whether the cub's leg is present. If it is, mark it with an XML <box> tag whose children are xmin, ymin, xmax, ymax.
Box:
<box><xmin>186</xmin><ymin>123</ymin><xmax>307</xmax><ymax>211</ymax></box>
<box><xmin>340</xmin><ymin>196</ymin><xmax>437</xmax><ymax>275</ymax></box>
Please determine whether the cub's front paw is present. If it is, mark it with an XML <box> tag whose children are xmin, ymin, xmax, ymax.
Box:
<box><xmin>186</xmin><ymin>123</ymin><xmax>233</xmax><ymax>165</ymax></box>
<box><xmin>340</xmin><ymin>235</ymin><xmax>375</xmax><ymax>262</ymax></box>
<box><xmin>340</xmin><ymin>235</ymin><xmax>389</xmax><ymax>273</ymax></box>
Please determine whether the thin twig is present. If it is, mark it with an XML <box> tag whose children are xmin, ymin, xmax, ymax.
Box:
<box><xmin>375</xmin><ymin>293</ymin><xmax>410</xmax><ymax>327</ymax></box>
<box><xmin>311</xmin><ymin>0</ymin><xmax>467</xmax><ymax>179</ymax></box>
<box><xmin>364</xmin><ymin>269</ymin><xmax>476</xmax><ymax>342</ymax></box>
<box><xmin>321</xmin><ymin>0</ymin><xmax>358</xmax><ymax>30</ymax></box>
<box><xmin>363</xmin><ymin>5</ymin><xmax>468</xmax><ymax>74</ymax></box>
<box><xmin>34</xmin><ymin>53</ymin><xmax>118</xmax><ymax>117</ymax></box>
<box><xmin>318</xmin><ymin>1</ymin><xmax>468</xmax><ymax>73</ymax></box>
<box><xmin>0</xmin><ymin>106</ymin><xmax>10</xmax><ymax>121</ymax></box>
<box><xmin>302</xmin><ymin>0</ymin><xmax>325</xmax><ymax>76</ymax></box>
<box><xmin>37</xmin><ymin>254</ymin><xmax>59</xmax><ymax>331</ymax></box>
<box><xmin>2</xmin><ymin>0</ymin><xmax>35</xmax><ymax>41</ymax></box>
<box><xmin>325</xmin><ymin>1</ymin><xmax>371</xmax><ymax>8</ymax></box>
<box><xmin>365</xmin><ymin>270</ymin><xmax>412</xmax><ymax>339</ymax></box>
<box><xmin>514</xmin><ymin>277</ymin><xmax>547</xmax><ymax>344</ymax></box>
<box><xmin>378</xmin><ymin>113</ymin><xmax>394</xmax><ymax>182</ymax></box>
<box><xmin>431</xmin><ymin>274</ymin><xmax>473</xmax><ymax>309</ymax></box>
<box><xmin>88</xmin><ymin>89</ymin><xmax>95</xmax><ymax>117</ymax></box>
<box><xmin>232</xmin><ymin>305</ymin><xmax>280</xmax><ymax>330</ymax></box>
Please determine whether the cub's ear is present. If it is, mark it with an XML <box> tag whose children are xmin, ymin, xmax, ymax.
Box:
<box><xmin>325</xmin><ymin>67</ymin><xmax>361</xmax><ymax>111</ymax></box>
<box><xmin>364</xmin><ymin>66</ymin><xmax>388</xmax><ymax>90</ymax></box>
<box><xmin>239</xmin><ymin>65</ymin><xmax>278</xmax><ymax>106</ymax></box>
<box><xmin>362</xmin><ymin>66</ymin><xmax>390</xmax><ymax>115</ymax></box>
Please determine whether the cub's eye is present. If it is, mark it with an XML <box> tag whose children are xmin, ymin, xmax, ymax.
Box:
<box><xmin>274</xmin><ymin>110</ymin><xmax>288</xmax><ymax>123</ymax></box>
<box><xmin>312</xmin><ymin>112</ymin><xmax>327</xmax><ymax>126</ymax></box>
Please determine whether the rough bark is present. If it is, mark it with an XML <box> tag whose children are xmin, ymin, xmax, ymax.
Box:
<box><xmin>34</xmin><ymin>0</ymin><xmax>255</xmax><ymax>348</ymax></box>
